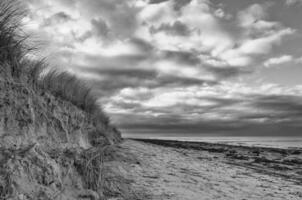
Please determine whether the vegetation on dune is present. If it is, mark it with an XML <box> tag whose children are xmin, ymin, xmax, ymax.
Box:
<box><xmin>40</xmin><ymin>69</ymin><xmax>110</xmax><ymax>124</ymax></box>
<box><xmin>0</xmin><ymin>0</ymin><xmax>109</xmax><ymax>124</ymax></box>
<box><xmin>0</xmin><ymin>0</ymin><xmax>29</xmax><ymax>76</ymax></box>
<box><xmin>0</xmin><ymin>1</ymin><xmax>121</xmax><ymax>199</ymax></box>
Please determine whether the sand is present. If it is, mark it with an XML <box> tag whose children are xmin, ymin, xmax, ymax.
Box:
<box><xmin>105</xmin><ymin>139</ymin><xmax>302</xmax><ymax>200</ymax></box>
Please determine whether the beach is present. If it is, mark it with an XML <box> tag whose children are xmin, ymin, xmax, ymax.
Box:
<box><xmin>104</xmin><ymin>139</ymin><xmax>302</xmax><ymax>200</ymax></box>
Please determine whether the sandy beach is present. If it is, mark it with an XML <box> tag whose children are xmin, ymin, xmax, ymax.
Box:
<box><xmin>104</xmin><ymin>139</ymin><xmax>302</xmax><ymax>200</ymax></box>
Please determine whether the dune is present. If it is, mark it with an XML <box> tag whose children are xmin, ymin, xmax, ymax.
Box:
<box><xmin>0</xmin><ymin>1</ymin><xmax>121</xmax><ymax>199</ymax></box>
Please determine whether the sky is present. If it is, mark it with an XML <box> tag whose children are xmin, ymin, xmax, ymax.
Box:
<box><xmin>23</xmin><ymin>0</ymin><xmax>302</xmax><ymax>137</ymax></box>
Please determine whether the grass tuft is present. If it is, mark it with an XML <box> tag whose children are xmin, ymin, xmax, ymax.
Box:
<box><xmin>0</xmin><ymin>0</ymin><xmax>110</xmax><ymax>124</ymax></box>
<box><xmin>0</xmin><ymin>0</ymin><xmax>32</xmax><ymax>78</ymax></box>
<box><xmin>40</xmin><ymin>69</ymin><xmax>100</xmax><ymax>114</ymax></box>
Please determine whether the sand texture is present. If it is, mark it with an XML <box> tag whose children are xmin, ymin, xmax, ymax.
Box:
<box><xmin>105</xmin><ymin>139</ymin><xmax>302</xmax><ymax>200</ymax></box>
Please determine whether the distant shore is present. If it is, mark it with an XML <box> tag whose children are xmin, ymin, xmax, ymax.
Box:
<box><xmin>133</xmin><ymin>138</ymin><xmax>302</xmax><ymax>151</ymax></box>
<box><xmin>122</xmin><ymin>135</ymin><xmax>302</xmax><ymax>149</ymax></box>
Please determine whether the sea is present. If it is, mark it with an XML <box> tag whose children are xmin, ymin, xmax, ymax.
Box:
<box><xmin>123</xmin><ymin>134</ymin><xmax>302</xmax><ymax>149</ymax></box>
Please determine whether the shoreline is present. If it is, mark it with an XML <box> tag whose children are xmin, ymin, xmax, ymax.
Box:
<box><xmin>132</xmin><ymin>138</ymin><xmax>302</xmax><ymax>151</ymax></box>
<box><xmin>133</xmin><ymin>139</ymin><xmax>302</xmax><ymax>184</ymax></box>
<box><xmin>105</xmin><ymin>139</ymin><xmax>302</xmax><ymax>199</ymax></box>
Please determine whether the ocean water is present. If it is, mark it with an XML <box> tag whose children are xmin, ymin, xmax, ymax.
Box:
<box><xmin>124</xmin><ymin>134</ymin><xmax>302</xmax><ymax>149</ymax></box>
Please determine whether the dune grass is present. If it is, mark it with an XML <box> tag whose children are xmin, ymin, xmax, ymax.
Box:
<box><xmin>0</xmin><ymin>0</ymin><xmax>109</xmax><ymax>123</ymax></box>
<box><xmin>0</xmin><ymin>1</ymin><xmax>119</xmax><ymax>199</ymax></box>
<box><xmin>0</xmin><ymin>0</ymin><xmax>31</xmax><ymax>78</ymax></box>
<box><xmin>40</xmin><ymin>68</ymin><xmax>109</xmax><ymax>123</ymax></box>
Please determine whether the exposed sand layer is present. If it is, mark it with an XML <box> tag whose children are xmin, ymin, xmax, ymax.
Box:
<box><xmin>105</xmin><ymin>139</ymin><xmax>302</xmax><ymax>200</ymax></box>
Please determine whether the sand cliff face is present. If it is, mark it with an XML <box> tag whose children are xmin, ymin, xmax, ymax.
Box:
<box><xmin>0</xmin><ymin>66</ymin><xmax>121</xmax><ymax>149</ymax></box>
<box><xmin>0</xmin><ymin>63</ymin><xmax>122</xmax><ymax>199</ymax></box>
<box><xmin>0</xmin><ymin>1</ymin><xmax>125</xmax><ymax>199</ymax></box>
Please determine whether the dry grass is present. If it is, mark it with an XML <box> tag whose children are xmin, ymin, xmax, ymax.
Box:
<box><xmin>74</xmin><ymin>147</ymin><xmax>106</xmax><ymax>192</ymax></box>
<box><xmin>40</xmin><ymin>69</ymin><xmax>98</xmax><ymax>113</ymax></box>
<box><xmin>39</xmin><ymin>68</ymin><xmax>110</xmax><ymax>124</ymax></box>
<box><xmin>0</xmin><ymin>0</ymin><xmax>32</xmax><ymax>78</ymax></box>
<box><xmin>0</xmin><ymin>161</ymin><xmax>13</xmax><ymax>200</ymax></box>
<box><xmin>21</xmin><ymin>58</ymin><xmax>47</xmax><ymax>87</ymax></box>
<box><xmin>0</xmin><ymin>0</ymin><xmax>109</xmax><ymax>123</ymax></box>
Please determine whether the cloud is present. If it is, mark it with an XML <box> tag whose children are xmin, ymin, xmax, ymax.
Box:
<box><xmin>43</xmin><ymin>12</ymin><xmax>73</xmax><ymax>27</ymax></box>
<box><xmin>238</xmin><ymin>4</ymin><xmax>267</xmax><ymax>28</ymax></box>
<box><xmin>205</xmin><ymin>66</ymin><xmax>251</xmax><ymax>79</ymax></box>
<box><xmin>149</xmin><ymin>0</ymin><xmax>170</xmax><ymax>4</ymax></box>
<box><xmin>239</xmin><ymin>28</ymin><xmax>294</xmax><ymax>55</ymax></box>
<box><xmin>214</xmin><ymin>4</ymin><xmax>295</xmax><ymax>67</ymax></box>
<box><xmin>137</xmin><ymin>1</ymin><xmax>295</xmax><ymax>69</ymax></box>
<box><xmin>214</xmin><ymin>8</ymin><xmax>232</xmax><ymax>19</ymax></box>
<box><xmin>24</xmin><ymin>0</ymin><xmax>302</xmax><ymax>135</ymax></box>
<box><xmin>296</xmin><ymin>57</ymin><xmax>302</xmax><ymax>64</ymax></box>
<box><xmin>137</xmin><ymin>0</ymin><xmax>235</xmax><ymax>53</ymax></box>
<box><xmin>252</xmin><ymin>94</ymin><xmax>302</xmax><ymax>118</ymax></box>
<box><xmin>90</xmin><ymin>18</ymin><xmax>110</xmax><ymax>38</ymax></box>
<box><xmin>25</xmin><ymin>0</ymin><xmax>295</xmax><ymax>72</ymax></box>
<box><xmin>107</xmin><ymin>82</ymin><xmax>302</xmax><ymax>135</ymax></box>
<box><xmin>263</xmin><ymin>55</ymin><xmax>293</xmax><ymax>67</ymax></box>
<box><xmin>150</xmin><ymin>20</ymin><xmax>191</xmax><ymax>36</ymax></box>
<box><xmin>285</xmin><ymin>0</ymin><xmax>302</xmax><ymax>6</ymax></box>
<box><xmin>263</xmin><ymin>55</ymin><xmax>302</xmax><ymax>67</ymax></box>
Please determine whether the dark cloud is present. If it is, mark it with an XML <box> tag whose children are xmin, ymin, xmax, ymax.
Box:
<box><xmin>251</xmin><ymin>94</ymin><xmax>302</xmax><ymax>118</ymax></box>
<box><xmin>80</xmin><ymin>0</ymin><xmax>139</xmax><ymax>39</ymax></box>
<box><xmin>156</xmin><ymin>75</ymin><xmax>217</xmax><ymax>87</ymax></box>
<box><xmin>91</xmin><ymin>18</ymin><xmax>110</xmax><ymax>38</ymax></box>
<box><xmin>77</xmin><ymin>67</ymin><xmax>156</xmax><ymax>96</ymax></box>
<box><xmin>82</xmin><ymin>0</ymin><xmax>123</xmax><ymax>12</ymax></box>
<box><xmin>115</xmin><ymin>115</ymin><xmax>248</xmax><ymax>135</ymax></box>
<box><xmin>203</xmin><ymin>94</ymin><xmax>302</xmax><ymax>124</ymax></box>
<box><xmin>161</xmin><ymin>50</ymin><xmax>200</xmax><ymax>65</ymax></box>
<box><xmin>129</xmin><ymin>38</ymin><xmax>154</xmax><ymax>54</ymax></box>
<box><xmin>108</xmin><ymin>92</ymin><xmax>302</xmax><ymax>136</ymax></box>
<box><xmin>150</xmin><ymin>21</ymin><xmax>191</xmax><ymax>36</ymax></box>
<box><xmin>80</xmin><ymin>68</ymin><xmax>216</xmax><ymax>96</ymax></box>
<box><xmin>75</xmin><ymin>54</ymin><xmax>149</xmax><ymax>69</ymax></box>
<box><xmin>76</xmin><ymin>31</ymin><xmax>93</xmax><ymax>42</ymax></box>
<box><xmin>82</xmin><ymin>67</ymin><xmax>157</xmax><ymax>80</ymax></box>
<box><xmin>43</xmin><ymin>12</ymin><xmax>73</xmax><ymax>26</ymax></box>
<box><xmin>148</xmin><ymin>0</ymin><xmax>192</xmax><ymax>10</ymax></box>
<box><xmin>82</xmin><ymin>66</ymin><xmax>214</xmax><ymax>88</ymax></box>
<box><xmin>205</xmin><ymin>97</ymin><xmax>242</xmax><ymax>107</ymax></box>
<box><xmin>149</xmin><ymin>0</ymin><xmax>170</xmax><ymax>4</ymax></box>
<box><xmin>173</xmin><ymin>0</ymin><xmax>193</xmax><ymax>10</ymax></box>
<box><xmin>205</xmin><ymin>66</ymin><xmax>252</xmax><ymax>79</ymax></box>
<box><xmin>88</xmin><ymin>78</ymin><xmax>155</xmax><ymax>97</ymax></box>
<box><xmin>69</xmin><ymin>47</ymin><xmax>219</xmax><ymax>96</ymax></box>
<box><xmin>116</xmin><ymin>113</ymin><xmax>302</xmax><ymax>136</ymax></box>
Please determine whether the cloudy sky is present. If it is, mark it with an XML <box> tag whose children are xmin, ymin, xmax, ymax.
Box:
<box><xmin>23</xmin><ymin>0</ymin><xmax>302</xmax><ymax>136</ymax></box>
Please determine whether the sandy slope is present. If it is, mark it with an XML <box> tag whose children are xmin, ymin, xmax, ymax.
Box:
<box><xmin>107</xmin><ymin>140</ymin><xmax>302</xmax><ymax>200</ymax></box>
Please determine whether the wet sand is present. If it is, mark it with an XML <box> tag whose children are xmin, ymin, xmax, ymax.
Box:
<box><xmin>104</xmin><ymin>139</ymin><xmax>302</xmax><ymax>200</ymax></box>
